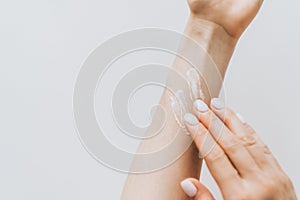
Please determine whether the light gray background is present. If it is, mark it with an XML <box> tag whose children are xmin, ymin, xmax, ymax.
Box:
<box><xmin>0</xmin><ymin>0</ymin><xmax>299</xmax><ymax>199</ymax></box>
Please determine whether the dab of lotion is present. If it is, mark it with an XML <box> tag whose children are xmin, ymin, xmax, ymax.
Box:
<box><xmin>186</xmin><ymin>68</ymin><xmax>205</xmax><ymax>101</ymax></box>
<box><xmin>170</xmin><ymin>90</ymin><xmax>189</xmax><ymax>133</ymax></box>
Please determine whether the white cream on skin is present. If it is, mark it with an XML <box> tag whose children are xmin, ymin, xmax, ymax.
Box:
<box><xmin>175</xmin><ymin>90</ymin><xmax>188</xmax><ymax>113</ymax></box>
<box><xmin>186</xmin><ymin>68</ymin><xmax>205</xmax><ymax>101</ymax></box>
<box><xmin>170</xmin><ymin>69</ymin><xmax>207</xmax><ymax>135</ymax></box>
<box><xmin>170</xmin><ymin>90</ymin><xmax>190</xmax><ymax>133</ymax></box>
<box><xmin>170</xmin><ymin>95</ymin><xmax>186</xmax><ymax>129</ymax></box>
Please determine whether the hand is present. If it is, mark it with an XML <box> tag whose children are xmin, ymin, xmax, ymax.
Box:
<box><xmin>187</xmin><ymin>0</ymin><xmax>264</xmax><ymax>38</ymax></box>
<box><xmin>180</xmin><ymin>99</ymin><xmax>297</xmax><ymax>200</ymax></box>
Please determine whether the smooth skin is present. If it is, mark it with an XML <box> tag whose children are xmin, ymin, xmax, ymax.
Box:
<box><xmin>182</xmin><ymin>99</ymin><xmax>297</xmax><ymax>199</ymax></box>
<box><xmin>122</xmin><ymin>0</ymin><xmax>265</xmax><ymax>199</ymax></box>
<box><xmin>188</xmin><ymin>0</ymin><xmax>264</xmax><ymax>39</ymax></box>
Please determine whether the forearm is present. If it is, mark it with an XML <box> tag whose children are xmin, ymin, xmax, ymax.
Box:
<box><xmin>121</xmin><ymin>16</ymin><xmax>237</xmax><ymax>200</ymax></box>
<box><xmin>187</xmin><ymin>17</ymin><xmax>237</xmax><ymax>68</ymax></box>
<box><xmin>183</xmin><ymin>16</ymin><xmax>237</xmax><ymax>98</ymax></box>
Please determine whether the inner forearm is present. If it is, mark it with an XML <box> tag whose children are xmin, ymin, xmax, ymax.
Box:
<box><xmin>143</xmin><ymin>17</ymin><xmax>237</xmax><ymax>153</ymax></box>
<box><xmin>182</xmin><ymin>16</ymin><xmax>237</xmax><ymax>100</ymax></box>
<box><xmin>121</xmin><ymin>16</ymin><xmax>237</xmax><ymax>200</ymax></box>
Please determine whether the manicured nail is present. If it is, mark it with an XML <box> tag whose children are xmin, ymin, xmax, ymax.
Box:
<box><xmin>184</xmin><ymin>113</ymin><xmax>199</xmax><ymax>126</ymax></box>
<box><xmin>194</xmin><ymin>100</ymin><xmax>209</xmax><ymax>112</ymax></box>
<box><xmin>236</xmin><ymin>113</ymin><xmax>246</xmax><ymax>124</ymax></box>
<box><xmin>180</xmin><ymin>179</ymin><xmax>198</xmax><ymax>197</ymax></box>
<box><xmin>211</xmin><ymin>98</ymin><xmax>225</xmax><ymax>110</ymax></box>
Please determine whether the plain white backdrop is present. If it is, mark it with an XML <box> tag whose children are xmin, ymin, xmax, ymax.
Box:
<box><xmin>0</xmin><ymin>0</ymin><xmax>299</xmax><ymax>199</ymax></box>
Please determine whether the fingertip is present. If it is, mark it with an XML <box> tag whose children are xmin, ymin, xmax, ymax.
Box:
<box><xmin>180</xmin><ymin>179</ymin><xmax>198</xmax><ymax>198</ymax></box>
<box><xmin>193</xmin><ymin>99</ymin><xmax>209</xmax><ymax>113</ymax></box>
<box><xmin>181</xmin><ymin>178</ymin><xmax>215</xmax><ymax>200</ymax></box>
<box><xmin>183</xmin><ymin>113</ymin><xmax>199</xmax><ymax>126</ymax></box>
<box><xmin>236</xmin><ymin>112</ymin><xmax>246</xmax><ymax>124</ymax></box>
<box><xmin>210</xmin><ymin>98</ymin><xmax>225</xmax><ymax>110</ymax></box>
<box><xmin>183</xmin><ymin>113</ymin><xmax>199</xmax><ymax>136</ymax></box>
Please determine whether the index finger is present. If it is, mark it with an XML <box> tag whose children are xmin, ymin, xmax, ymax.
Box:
<box><xmin>183</xmin><ymin>113</ymin><xmax>240</xmax><ymax>190</ymax></box>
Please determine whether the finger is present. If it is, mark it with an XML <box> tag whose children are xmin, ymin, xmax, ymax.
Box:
<box><xmin>244</xmin><ymin>124</ymin><xmax>283</xmax><ymax>171</ymax></box>
<box><xmin>192</xmin><ymin>99</ymin><xmax>259</xmax><ymax>177</ymax></box>
<box><xmin>210</xmin><ymin>99</ymin><xmax>282</xmax><ymax>172</ymax></box>
<box><xmin>183</xmin><ymin>113</ymin><xmax>240</xmax><ymax>189</ymax></box>
<box><xmin>209</xmin><ymin>101</ymin><xmax>247</xmax><ymax>137</ymax></box>
<box><xmin>210</xmin><ymin>102</ymin><xmax>270</xmax><ymax>169</ymax></box>
<box><xmin>180</xmin><ymin>178</ymin><xmax>215</xmax><ymax>200</ymax></box>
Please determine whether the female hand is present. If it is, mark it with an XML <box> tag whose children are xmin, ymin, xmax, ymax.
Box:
<box><xmin>187</xmin><ymin>0</ymin><xmax>264</xmax><ymax>38</ymax></box>
<box><xmin>180</xmin><ymin>98</ymin><xmax>297</xmax><ymax>200</ymax></box>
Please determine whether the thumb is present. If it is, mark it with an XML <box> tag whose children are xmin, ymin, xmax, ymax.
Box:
<box><xmin>180</xmin><ymin>178</ymin><xmax>215</xmax><ymax>200</ymax></box>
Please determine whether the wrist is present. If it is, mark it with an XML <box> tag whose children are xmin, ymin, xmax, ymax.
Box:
<box><xmin>185</xmin><ymin>15</ymin><xmax>238</xmax><ymax>45</ymax></box>
<box><xmin>184</xmin><ymin>15</ymin><xmax>238</xmax><ymax>74</ymax></box>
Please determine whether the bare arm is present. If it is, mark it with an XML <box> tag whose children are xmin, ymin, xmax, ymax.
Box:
<box><xmin>121</xmin><ymin>0</ymin><xmax>264</xmax><ymax>199</ymax></box>
<box><xmin>121</xmin><ymin>18</ymin><xmax>235</xmax><ymax>200</ymax></box>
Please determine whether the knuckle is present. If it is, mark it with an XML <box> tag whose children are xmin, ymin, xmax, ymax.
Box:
<box><xmin>284</xmin><ymin>177</ymin><xmax>294</xmax><ymax>188</ymax></box>
<box><xmin>240</xmin><ymin>134</ymin><xmax>257</xmax><ymax>147</ymax></box>
<box><xmin>263</xmin><ymin>145</ymin><xmax>272</xmax><ymax>154</ymax></box>
<box><xmin>244</xmin><ymin>124</ymin><xmax>256</xmax><ymax>135</ymax></box>
<box><xmin>278</xmin><ymin>173</ymin><xmax>293</xmax><ymax>187</ymax></box>
<box><xmin>284</xmin><ymin>176</ymin><xmax>293</xmax><ymax>186</ymax></box>
<box><xmin>222</xmin><ymin>136</ymin><xmax>242</xmax><ymax>153</ymax></box>
<box><xmin>258</xmin><ymin>180</ymin><xmax>277</xmax><ymax>198</ymax></box>
<box><xmin>206</xmin><ymin>148</ymin><xmax>226</xmax><ymax>162</ymax></box>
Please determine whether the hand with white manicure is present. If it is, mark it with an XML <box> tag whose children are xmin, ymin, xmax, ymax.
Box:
<box><xmin>181</xmin><ymin>98</ymin><xmax>297</xmax><ymax>200</ymax></box>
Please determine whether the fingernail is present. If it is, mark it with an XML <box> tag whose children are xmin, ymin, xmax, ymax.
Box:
<box><xmin>194</xmin><ymin>100</ymin><xmax>209</xmax><ymax>112</ymax></box>
<box><xmin>211</xmin><ymin>98</ymin><xmax>225</xmax><ymax>110</ymax></box>
<box><xmin>180</xmin><ymin>179</ymin><xmax>198</xmax><ymax>197</ymax></box>
<box><xmin>184</xmin><ymin>113</ymin><xmax>199</xmax><ymax>126</ymax></box>
<box><xmin>236</xmin><ymin>113</ymin><xmax>246</xmax><ymax>124</ymax></box>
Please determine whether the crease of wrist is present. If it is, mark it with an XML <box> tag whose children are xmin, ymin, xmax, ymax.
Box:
<box><xmin>188</xmin><ymin>15</ymin><xmax>238</xmax><ymax>43</ymax></box>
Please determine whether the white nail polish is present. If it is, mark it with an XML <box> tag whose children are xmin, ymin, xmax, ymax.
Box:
<box><xmin>180</xmin><ymin>179</ymin><xmax>197</xmax><ymax>197</ymax></box>
<box><xmin>211</xmin><ymin>98</ymin><xmax>225</xmax><ymax>110</ymax></box>
<box><xmin>236</xmin><ymin>113</ymin><xmax>246</xmax><ymax>124</ymax></box>
<box><xmin>184</xmin><ymin>113</ymin><xmax>199</xmax><ymax>126</ymax></box>
<box><xmin>194</xmin><ymin>100</ymin><xmax>209</xmax><ymax>112</ymax></box>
